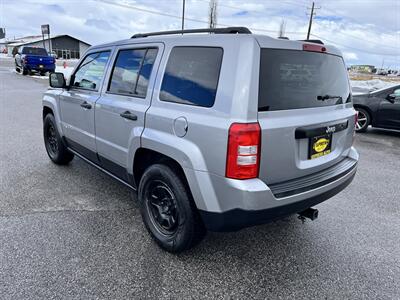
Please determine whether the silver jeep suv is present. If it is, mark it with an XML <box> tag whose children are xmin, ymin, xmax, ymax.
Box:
<box><xmin>43</xmin><ymin>27</ymin><xmax>358</xmax><ymax>253</ymax></box>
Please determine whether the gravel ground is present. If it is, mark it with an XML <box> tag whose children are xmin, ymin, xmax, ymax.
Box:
<box><xmin>1</xmin><ymin>60</ymin><xmax>399</xmax><ymax>299</ymax></box>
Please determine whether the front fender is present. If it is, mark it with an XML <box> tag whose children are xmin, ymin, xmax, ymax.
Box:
<box><xmin>42</xmin><ymin>89</ymin><xmax>64</xmax><ymax>135</ymax></box>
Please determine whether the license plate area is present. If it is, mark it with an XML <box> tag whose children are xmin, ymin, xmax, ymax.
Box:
<box><xmin>309</xmin><ymin>134</ymin><xmax>332</xmax><ymax>159</ymax></box>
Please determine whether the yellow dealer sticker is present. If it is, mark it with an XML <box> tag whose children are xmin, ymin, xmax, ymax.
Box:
<box><xmin>309</xmin><ymin>134</ymin><xmax>332</xmax><ymax>159</ymax></box>
<box><xmin>313</xmin><ymin>138</ymin><xmax>329</xmax><ymax>153</ymax></box>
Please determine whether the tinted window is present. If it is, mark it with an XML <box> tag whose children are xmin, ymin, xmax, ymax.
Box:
<box><xmin>109</xmin><ymin>49</ymin><xmax>146</xmax><ymax>95</ymax></box>
<box><xmin>73</xmin><ymin>51</ymin><xmax>110</xmax><ymax>90</ymax></box>
<box><xmin>160</xmin><ymin>47</ymin><xmax>223</xmax><ymax>107</ymax></box>
<box><xmin>136</xmin><ymin>49</ymin><xmax>158</xmax><ymax>97</ymax></box>
<box><xmin>259</xmin><ymin>49</ymin><xmax>350</xmax><ymax>111</ymax></box>
<box><xmin>108</xmin><ymin>48</ymin><xmax>157</xmax><ymax>97</ymax></box>
<box><xmin>22</xmin><ymin>47</ymin><xmax>48</xmax><ymax>56</ymax></box>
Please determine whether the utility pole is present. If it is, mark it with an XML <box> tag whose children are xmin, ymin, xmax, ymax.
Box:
<box><xmin>208</xmin><ymin>0</ymin><xmax>218</xmax><ymax>29</ymax></box>
<box><xmin>306</xmin><ymin>2</ymin><xmax>320</xmax><ymax>40</ymax></box>
<box><xmin>181</xmin><ymin>0</ymin><xmax>185</xmax><ymax>31</ymax></box>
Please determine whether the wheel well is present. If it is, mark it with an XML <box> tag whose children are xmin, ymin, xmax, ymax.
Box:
<box><xmin>354</xmin><ymin>105</ymin><xmax>373</xmax><ymax>122</ymax></box>
<box><xmin>133</xmin><ymin>148</ymin><xmax>188</xmax><ymax>189</ymax></box>
<box><xmin>43</xmin><ymin>106</ymin><xmax>54</xmax><ymax>119</ymax></box>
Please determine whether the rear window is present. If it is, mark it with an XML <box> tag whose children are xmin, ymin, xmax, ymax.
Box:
<box><xmin>22</xmin><ymin>47</ymin><xmax>48</xmax><ymax>56</ymax></box>
<box><xmin>160</xmin><ymin>47</ymin><xmax>223</xmax><ymax>107</ymax></box>
<box><xmin>259</xmin><ymin>49</ymin><xmax>350</xmax><ymax>111</ymax></box>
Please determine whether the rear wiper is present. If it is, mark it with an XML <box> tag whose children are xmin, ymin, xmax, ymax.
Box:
<box><xmin>317</xmin><ymin>95</ymin><xmax>343</xmax><ymax>101</ymax></box>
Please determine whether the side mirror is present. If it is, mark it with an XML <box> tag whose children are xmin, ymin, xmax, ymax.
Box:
<box><xmin>49</xmin><ymin>72</ymin><xmax>66</xmax><ymax>88</ymax></box>
<box><xmin>386</xmin><ymin>94</ymin><xmax>398</xmax><ymax>103</ymax></box>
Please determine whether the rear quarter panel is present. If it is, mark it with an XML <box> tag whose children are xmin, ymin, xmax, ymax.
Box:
<box><xmin>142</xmin><ymin>35</ymin><xmax>261</xmax><ymax>176</ymax></box>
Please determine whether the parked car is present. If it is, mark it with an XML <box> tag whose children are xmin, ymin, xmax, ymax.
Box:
<box><xmin>15</xmin><ymin>46</ymin><xmax>55</xmax><ymax>75</ymax></box>
<box><xmin>353</xmin><ymin>85</ymin><xmax>400</xmax><ymax>132</ymax></box>
<box><xmin>42</xmin><ymin>27</ymin><xmax>358</xmax><ymax>253</ymax></box>
<box><xmin>375</xmin><ymin>69</ymin><xmax>388</xmax><ymax>76</ymax></box>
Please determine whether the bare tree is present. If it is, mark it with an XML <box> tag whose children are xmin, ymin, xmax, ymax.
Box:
<box><xmin>208</xmin><ymin>0</ymin><xmax>218</xmax><ymax>29</ymax></box>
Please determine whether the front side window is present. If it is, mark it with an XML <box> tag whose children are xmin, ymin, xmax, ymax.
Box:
<box><xmin>160</xmin><ymin>47</ymin><xmax>223</xmax><ymax>107</ymax></box>
<box><xmin>73</xmin><ymin>51</ymin><xmax>110</xmax><ymax>91</ymax></box>
<box><xmin>108</xmin><ymin>48</ymin><xmax>157</xmax><ymax>97</ymax></box>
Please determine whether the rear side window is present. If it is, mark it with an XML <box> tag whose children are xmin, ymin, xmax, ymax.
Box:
<box><xmin>22</xmin><ymin>47</ymin><xmax>48</xmax><ymax>56</ymax></box>
<box><xmin>108</xmin><ymin>48</ymin><xmax>158</xmax><ymax>97</ymax></box>
<box><xmin>160</xmin><ymin>47</ymin><xmax>223</xmax><ymax>107</ymax></box>
<box><xmin>259</xmin><ymin>49</ymin><xmax>350</xmax><ymax>111</ymax></box>
<box><xmin>73</xmin><ymin>51</ymin><xmax>110</xmax><ymax>91</ymax></box>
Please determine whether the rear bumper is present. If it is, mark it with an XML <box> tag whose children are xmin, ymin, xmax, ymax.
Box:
<box><xmin>24</xmin><ymin>64</ymin><xmax>55</xmax><ymax>72</ymax></box>
<box><xmin>199</xmin><ymin>171</ymin><xmax>355</xmax><ymax>231</ymax></box>
<box><xmin>191</xmin><ymin>147</ymin><xmax>358</xmax><ymax>232</ymax></box>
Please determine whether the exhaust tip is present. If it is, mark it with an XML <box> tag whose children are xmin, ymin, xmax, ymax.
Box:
<box><xmin>298</xmin><ymin>208</ymin><xmax>319</xmax><ymax>221</ymax></box>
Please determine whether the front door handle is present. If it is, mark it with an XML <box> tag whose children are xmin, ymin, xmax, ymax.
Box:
<box><xmin>80</xmin><ymin>101</ymin><xmax>92</xmax><ymax>109</ymax></box>
<box><xmin>120</xmin><ymin>111</ymin><xmax>138</xmax><ymax>121</ymax></box>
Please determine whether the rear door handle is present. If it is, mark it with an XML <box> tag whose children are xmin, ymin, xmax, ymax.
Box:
<box><xmin>120</xmin><ymin>111</ymin><xmax>137</xmax><ymax>121</ymax></box>
<box><xmin>80</xmin><ymin>101</ymin><xmax>92</xmax><ymax>109</ymax></box>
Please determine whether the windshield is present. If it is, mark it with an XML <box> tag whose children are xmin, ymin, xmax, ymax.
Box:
<box><xmin>22</xmin><ymin>47</ymin><xmax>48</xmax><ymax>56</ymax></box>
<box><xmin>259</xmin><ymin>49</ymin><xmax>350</xmax><ymax>111</ymax></box>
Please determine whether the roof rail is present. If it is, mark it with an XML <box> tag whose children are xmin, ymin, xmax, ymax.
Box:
<box><xmin>131</xmin><ymin>27</ymin><xmax>252</xmax><ymax>38</ymax></box>
<box><xmin>299</xmin><ymin>39</ymin><xmax>324</xmax><ymax>45</ymax></box>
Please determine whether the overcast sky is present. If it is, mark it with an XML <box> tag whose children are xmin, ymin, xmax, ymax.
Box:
<box><xmin>1</xmin><ymin>0</ymin><xmax>399</xmax><ymax>68</ymax></box>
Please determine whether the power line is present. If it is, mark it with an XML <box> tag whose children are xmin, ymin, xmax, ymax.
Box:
<box><xmin>98</xmin><ymin>0</ymin><xmax>398</xmax><ymax>56</ymax></box>
<box><xmin>311</xmin><ymin>33</ymin><xmax>400</xmax><ymax>56</ymax></box>
<box><xmin>200</xmin><ymin>0</ymin><xmax>398</xmax><ymax>50</ymax></box>
<box><xmin>98</xmin><ymin>0</ymin><xmax>208</xmax><ymax>24</ymax></box>
<box><xmin>98</xmin><ymin>0</ymin><xmax>305</xmax><ymax>35</ymax></box>
<box><xmin>327</xmin><ymin>30</ymin><xmax>399</xmax><ymax>51</ymax></box>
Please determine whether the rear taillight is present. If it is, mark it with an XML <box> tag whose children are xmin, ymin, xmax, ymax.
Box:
<box><xmin>226</xmin><ymin>123</ymin><xmax>261</xmax><ymax>179</ymax></box>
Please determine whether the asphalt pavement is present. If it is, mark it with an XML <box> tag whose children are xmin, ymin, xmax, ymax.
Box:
<box><xmin>0</xmin><ymin>58</ymin><xmax>399</xmax><ymax>299</ymax></box>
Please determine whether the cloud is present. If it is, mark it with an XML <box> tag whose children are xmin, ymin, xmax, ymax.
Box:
<box><xmin>233</xmin><ymin>11</ymin><xmax>249</xmax><ymax>17</ymax></box>
<box><xmin>42</xmin><ymin>4</ymin><xmax>65</xmax><ymax>14</ymax></box>
<box><xmin>84</xmin><ymin>19</ymin><xmax>114</xmax><ymax>31</ymax></box>
<box><xmin>1</xmin><ymin>0</ymin><xmax>398</xmax><ymax>68</ymax></box>
<box><xmin>314</xmin><ymin>15</ymin><xmax>342</xmax><ymax>22</ymax></box>
<box><xmin>343</xmin><ymin>52</ymin><xmax>359</xmax><ymax>61</ymax></box>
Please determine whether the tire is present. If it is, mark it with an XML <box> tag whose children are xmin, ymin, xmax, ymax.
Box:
<box><xmin>40</xmin><ymin>71</ymin><xmax>46</xmax><ymax>76</ymax></box>
<box><xmin>22</xmin><ymin>66</ymin><xmax>28</xmax><ymax>75</ymax></box>
<box><xmin>43</xmin><ymin>113</ymin><xmax>74</xmax><ymax>165</ymax></box>
<box><xmin>355</xmin><ymin>107</ymin><xmax>370</xmax><ymax>133</ymax></box>
<box><xmin>138</xmin><ymin>164</ymin><xmax>206</xmax><ymax>253</ymax></box>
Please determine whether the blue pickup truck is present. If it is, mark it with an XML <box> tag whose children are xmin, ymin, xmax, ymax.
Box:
<box><xmin>15</xmin><ymin>46</ymin><xmax>56</xmax><ymax>76</ymax></box>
